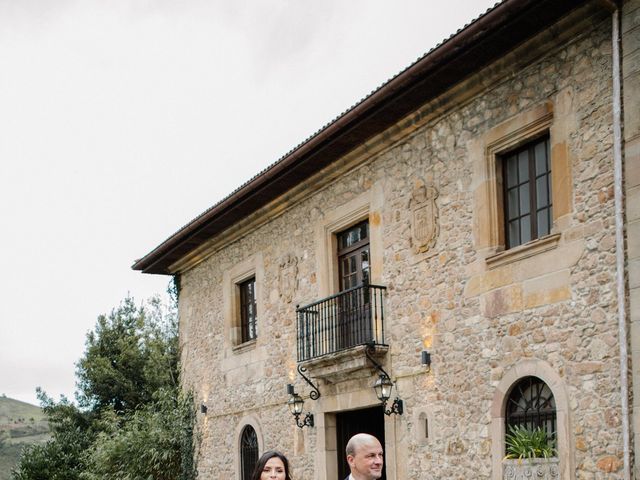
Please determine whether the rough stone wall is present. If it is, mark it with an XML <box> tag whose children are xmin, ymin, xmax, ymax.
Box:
<box><xmin>178</xmin><ymin>13</ymin><xmax>623</xmax><ymax>480</ymax></box>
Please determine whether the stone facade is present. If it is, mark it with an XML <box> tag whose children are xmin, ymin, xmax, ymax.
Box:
<box><xmin>144</xmin><ymin>3</ymin><xmax>638</xmax><ymax>480</ymax></box>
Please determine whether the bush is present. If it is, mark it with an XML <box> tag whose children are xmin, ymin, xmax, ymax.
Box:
<box><xmin>81</xmin><ymin>389</ymin><xmax>197</xmax><ymax>480</ymax></box>
<box><xmin>12</xmin><ymin>292</ymin><xmax>197</xmax><ymax>480</ymax></box>
<box><xmin>504</xmin><ymin>425</ymin><xmax>556</xmax><ymax>460</ymax></box>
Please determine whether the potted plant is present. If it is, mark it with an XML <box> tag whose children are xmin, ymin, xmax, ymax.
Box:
<box><xmin>503</xmin><ymin>425</ymin><xmax>559</xmax><ymax>480</ymax></box>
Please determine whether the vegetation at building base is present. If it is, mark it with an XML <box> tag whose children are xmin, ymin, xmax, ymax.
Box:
<box><xmin>504</xmin><ymin>425</ymin><xmax>557</xmax><ymax>460</ymax></box>
<box><xmin>11</xmin><ymin>287</ymin><xmax>198</xmax><ymax>480</ymax></box>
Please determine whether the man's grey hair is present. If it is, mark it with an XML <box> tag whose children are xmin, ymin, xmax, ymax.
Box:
<box><xmin>345</xmin><ymin>433</ymin><xmax>380</xmax><ymax>457</ymax></box>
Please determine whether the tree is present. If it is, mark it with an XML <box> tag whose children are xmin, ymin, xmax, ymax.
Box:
<box><xmin>81</xmin><ymin>388</ymin><xmax>197</xmax><ymax>480</ymax></box>
<box><xmin>12</xmin><ymin>391</ymin><xmax>95</xmax><ymax>480</ymax></box>
<box><xmin>12</xmin><ymin>290</ymin><xmax>197</xmax><ymax>480</ymax></box>
<box><xmin>76</xmin><ymin>296</ymin><xmax>178</xmax><ymax>413</ymax></box>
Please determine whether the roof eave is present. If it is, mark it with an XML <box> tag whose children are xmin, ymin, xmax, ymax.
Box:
<box><xmin>133</xmin><ymin>0</ymin><xmax>593</xmax><ymax>275</ymax></box>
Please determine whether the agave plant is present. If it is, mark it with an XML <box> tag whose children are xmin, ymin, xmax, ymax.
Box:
<box><xmin>504</xmin><ymin>425</ymin><xmax>557</xmax><ymax>460</ymax></box>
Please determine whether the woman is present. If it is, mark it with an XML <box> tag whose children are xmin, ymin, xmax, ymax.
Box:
<box><xmin>250</xmin><ymin>450</ymin><xmax>292</xmax><ymax>480</ymax></box>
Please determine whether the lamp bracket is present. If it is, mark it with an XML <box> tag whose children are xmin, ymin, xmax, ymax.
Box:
<box><xmin>294</xmin><ymin>411</ymin><xmax>314</xmax><ymax>429</ymax></box>
<box><xmin>366</xmin><ymin>342</ymin><xmax>403</xmax><ymax>416</ymax></box>
<box><xmin>383</xmin><ymin>398</ymin><xmax>404</xmax><ymax>416</ymax></box>
<box><xmin>297</xmin><ymin>365</ymin><xmax>321</xmax><ymax>401</ymax></box>
<box><xmin>365</xmin><ymin>342</ymin><xmax>391</xmax><ymax>380</ymax></box>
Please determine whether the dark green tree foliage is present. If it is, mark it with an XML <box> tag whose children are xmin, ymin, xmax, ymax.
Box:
<box><xmin>76</xmin><ymin>296</ymin><xmax>178</xmax><ymax>413</ymax></box>
<box><xmin>12</xmin><ymin>288</ymin><xmax>197</xmax><ymax>480</ymax></box>
<box><xmin>12</xmin><ymin>391</ymin><xmax>96</xmax><ymax>480</ymax></box>
<box><xmin>82</xmin><ymin>388</ymin><xmax>196</xmax><ymax>480</ymax></box>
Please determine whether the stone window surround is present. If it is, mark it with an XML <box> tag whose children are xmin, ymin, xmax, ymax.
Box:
<box><xmin>314</xmin><ymin>184</ymin><xmax>384</xmax><ymax>298</ymax></box>
<box><xmin>472</xmin><ymin>93</ymin><xmax>575</xmax><ymax>265</ymax></box>
<box><xmin>234</xmin><ymin>415</ymin><xmax>264</xmax><ymax>480</ymax></box>
<box><xmin>490</xmin><ymin>359</ymin><xmax>572</xmax><ymax>480</ymax></box>
<box><xmin>223</xmin><ymin>253</ymin><xmax>264</xmax><ymax>351</ymax></box>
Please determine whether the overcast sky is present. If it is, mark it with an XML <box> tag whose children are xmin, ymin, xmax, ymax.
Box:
<box><xmin>0</xmin><ymin>0</ymin><xmax>497</xmax><ymax>405</ymax></box>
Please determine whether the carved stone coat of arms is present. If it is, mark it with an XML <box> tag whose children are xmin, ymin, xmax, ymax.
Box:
<box><xmin>278</xmin><ymin>254</ymin><xmax>298</xmax><ymax>303</ymax></box>
<box><xmin>409</xmin><ymin>180</ymin><xmax>439</xmax><ymax>253</ymax></box>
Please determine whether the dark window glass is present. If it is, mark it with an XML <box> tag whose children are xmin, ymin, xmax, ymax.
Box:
<box><xmin>361</xmin><ymin>250</ymin><xmax>370</xmax><ymax>285</ymax></box>
<box><xmin>503</xmin><ymin>136</ymin><xmax>552</xmax><ymax>249</ymax></box>
<box><xmin>240</xmin><ymin>425</ymin><xmax>259</xmax><ymax>480</ymax></box>
<box><xmin>505</xmin><ymin>376</ymin><xmax>556</xmax><ymax>442</ymax></box>
<box><xmin>239</xmin><ymin>277</ymin><xmax>257</xmax><ymax>343</ymax></box>
<box><xmin>339</xmin><ymin>221</ymin><xmax>368</xmax><ymax>250</ymax></box>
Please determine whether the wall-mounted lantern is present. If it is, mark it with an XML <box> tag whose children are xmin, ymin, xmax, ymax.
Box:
<box><xmin>365</xmin><ymin>342</ymin><xmax>404</xmax><ymax>416</ymax></box>
<box><xmin>287</xmin><ymin>384</ymin><xmax>314</xmax><ymax>428</ymax></box>
<box><xmin>286</xmin><ymin>365</ymin><xmax>321</xmax><ymax>428</ymax></box>
<box><xmin>373</xmin><ymin>372</ymin><xmax>404</xmax><ymax>415</ymax></box>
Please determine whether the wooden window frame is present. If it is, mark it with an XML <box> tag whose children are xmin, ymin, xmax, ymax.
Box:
<box><xmin>501</xmin><ymin>135</ymin><xmax>552</xmax><ymax>249</ymax></box>
<box><xmin>337</xmin><ymin>220</ymin><xmax>370</xmax><ymax>291</ymax></box>
<box><xmin>238</xmin><ymin>277</ymin><xmax>257</xmax><ymax>343</ymax></box>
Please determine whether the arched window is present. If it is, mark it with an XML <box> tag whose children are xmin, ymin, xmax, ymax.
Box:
<box><xmin>506</xmin><ymin>376</ymin><xmax>556</xmax><ymax>439</ymax></box>
<box><xmin>240</xmin><ymin>425</ymin><xmax>259</xmax><ymax>480</ymax></box>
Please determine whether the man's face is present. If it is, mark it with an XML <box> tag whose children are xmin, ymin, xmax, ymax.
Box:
<box><xmin>347</xmin><ymin>439</ymin><xmax>384</xmax><ymax>480</ymax></box>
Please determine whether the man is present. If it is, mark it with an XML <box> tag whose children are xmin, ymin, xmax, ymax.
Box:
<box><xmin>345</xmin><ymin>433</ymin><xmax>384</xmax><ymax>480</ymax></box>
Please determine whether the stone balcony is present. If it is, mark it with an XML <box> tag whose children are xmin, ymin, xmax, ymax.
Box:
<box><xmin>295</xmin><ymin>284</ymin><xmax>388</xmax><ymax>382</ymax></box>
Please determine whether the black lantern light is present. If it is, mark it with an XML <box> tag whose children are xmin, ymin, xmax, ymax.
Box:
<box><xmin>366</xmin><ymin>342</ymin><xmax>404</xmax><ymax>416</ymax></box>
<box><xmin>373</xmin><ymin>373</ymin><xmax>394</xmax><ymax>402</ymax></box>
<box><xmin>373</xmin><ymin>373</ymin><xmax>404</xmax><ymax>415</ymax></box>
<box><xmin>287</xmin><ymin>384</ymin><xmax>314</xmax><ymax>428</ymax></box>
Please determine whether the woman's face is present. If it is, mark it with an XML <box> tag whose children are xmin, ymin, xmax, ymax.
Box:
<box><xmin>260</xmin><ymin>456</ymin><xmax>286</xmax><ymax>480</ymax></box>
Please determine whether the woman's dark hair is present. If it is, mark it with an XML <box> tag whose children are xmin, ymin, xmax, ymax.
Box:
<box><xmin>250</xmin><ymin>450</ymin><xmax>292</xmax><ymax>480</ymax></box>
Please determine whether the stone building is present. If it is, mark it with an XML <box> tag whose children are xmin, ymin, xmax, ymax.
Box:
<box><xmin>134</xmin><ymin>0</ymin><xmax>640</xmax><ymax>479</ymax></box>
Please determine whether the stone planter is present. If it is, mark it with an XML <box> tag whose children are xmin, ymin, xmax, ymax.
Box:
<box><xmin>503</xmin><ymin>457</ymin><xmax>560</xmax><ymax>480</ymax></box>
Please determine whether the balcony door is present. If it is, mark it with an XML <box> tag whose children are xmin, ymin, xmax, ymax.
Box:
<box><xmin>337</xmin><ymin>221</ymin><xmax>371</xmax><ymax>348</ymax></box>
<box><xmin>338</xmin><ymin>220</ymin><xmax>370</xmax><ymax>290</ymax></box>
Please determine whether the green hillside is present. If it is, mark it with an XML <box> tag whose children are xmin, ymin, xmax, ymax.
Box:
<box><xmin>0</xmin><ymin>395</ymin><xmax>50</xmax><ymax>480</ymax></box>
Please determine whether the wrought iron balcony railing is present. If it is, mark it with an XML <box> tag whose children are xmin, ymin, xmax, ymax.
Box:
<box><xmin>296</xmin><ymin>284</ymin><xmax>387</xmax><ymax>362</ymax></box>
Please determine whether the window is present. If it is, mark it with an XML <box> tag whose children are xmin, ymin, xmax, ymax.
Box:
<box><xmin>506</xmin><ymin>376</ymin><xmax>556</xmax><ymax>441</ymax></box>
<box><xmin>491</xmin><ymin>363</ymin><xmax>568</xmax><ymax>480</ymax></box>
<box><xmin>337</xmin><ymin>220</ymin><xmax>370</xmax><ymax>290</ymax></box>
<box><xmin>239</xmin><ymin>277</ymin><xmax>257</xmax><ymax>343</ymax></box>
<box><xmin>240</xmin><ymin>425</ymin><xmax>258</xmax><ymax>480</ymax></box>
<box><xmin>224</xmin><ymin>254</ymin><xmax>262</xmax><ymax>350</ymax></box>
<box><xmin>502</xmin><ymin>136</ymin><xmax>552</xmax><ymax>249</ymax></box>
<box><xmin>473</xmin><ymin>102</ymin><xmax>574</xmax><ymax>262</ymax></box>
<box><xmin>314</xmin><ymin>191</ymin><xmax>381</xmax><ymax>296</ymax></box>
<box><xmin>335</xmin><ymin>221</ymin><xmax>372</xmax><ymax>349</ymax></box>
